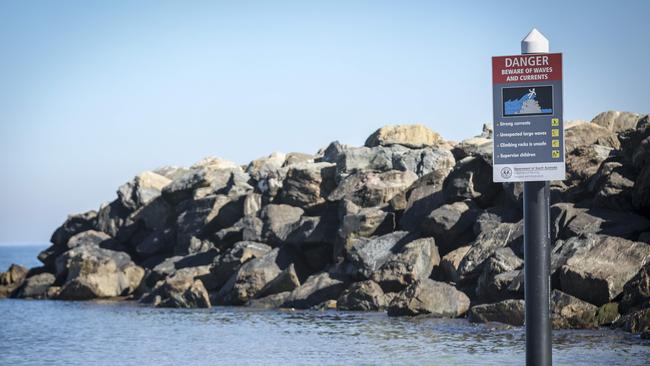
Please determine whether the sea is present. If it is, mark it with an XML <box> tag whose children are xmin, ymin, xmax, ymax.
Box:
<box><xmin>1</xmin><ymin>244</ymin><xmax>649</xmax><ymax>366</ymax></box>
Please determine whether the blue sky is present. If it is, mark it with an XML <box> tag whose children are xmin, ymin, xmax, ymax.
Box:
<box><xmin>1</xmin><ymin>1</ymin><xmax>648</xmax><ymax>244</ymax></box>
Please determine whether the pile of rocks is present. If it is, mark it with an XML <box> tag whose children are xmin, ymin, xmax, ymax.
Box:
<box><xmin>3</xmin><ymin>111</ymin><xmax>650</xmax><ymax>338</ymax></box>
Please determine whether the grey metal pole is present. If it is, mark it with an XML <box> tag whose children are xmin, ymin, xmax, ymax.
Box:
<box><xmin>521</xmin><ymin>29</ymin><xmax>552</xmax><ymax>366</ymax></box>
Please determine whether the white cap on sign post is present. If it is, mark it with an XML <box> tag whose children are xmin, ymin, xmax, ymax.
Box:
<box><xmin>521</xmin><ymin>28</ymin><xmax>549</xmax><ymax>54</ymax></box>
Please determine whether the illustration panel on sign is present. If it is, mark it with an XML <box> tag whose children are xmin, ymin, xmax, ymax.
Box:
<box><xmin>502</xmin><ymin>86</ymin><xmax>553</xmax><ymax>117</ymax></box>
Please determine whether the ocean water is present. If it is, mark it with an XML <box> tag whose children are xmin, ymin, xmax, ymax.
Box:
<box><xmin>1</xmin><ymin>245</ymin><xmax>649</xmax><ymax>366</ymax></box>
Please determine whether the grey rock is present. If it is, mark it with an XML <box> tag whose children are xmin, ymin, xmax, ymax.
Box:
<box><xmin>457</xmin><ymin>221</ymin><xmax>523</xmax><ymax>281</ymax></box>
<box><xmin>552</xmin><ymin>203</ymin><xmax>650</xmax><ymax>240</ymax></box>
<box><xmin>256</xmin><ymin>263</ymin><xmax>301</xmax><ymax>299</ymax></box>
<box><xmin>559</xmin><ymin>235</ymin><xmax>650</xmax><ymax>306</ymax></box>
<box><xmin>0</xmin><ymin>264</ymin><xmax>28</xmax><ymax>298</ymax></box>
<box><xmin>475</xmin><ymin>247</ymin><xmax>523</xmax><ymax>303</ymax></box>
<box><xmin>620</xmin><ymin>262</ymin><xmax>650</xmax><ymax>314</ymax></box>
<box><xmin>328</xmin><ymin>170</ymin><xmax>418</xmax><ymax>208</ymax></box>
<box><xmin>439</xmin><ymin>245</ymin><xmax>470</xmax><ymax>283</ymax></box>
<box><xmin>364</xmin><ymin>124</ymin><xmax>445</xmax><ymax>149</ymax></box>
<box><xmin>247</xmin><ymin>291</ymin><xmax>292</xmax><ymax>308</ymax></box>
<box><xmin>371</xmin><ymin>237</ymin><xmax>440</xmax><ymax>292</ymax></box>
<box><xmin>117</xmin><ymin>171</ymin><xmax>171</xmax><ymax>211</ymax></box>
<box><xmin>565</xmin><ymin>144</ymin><xmax>614</xmax><ymax>183</ymax></box>
<box><xmin>96</xmin><ymin>200</ymin><xmax>130</xmax><ymax>238</ymax></box>
<box><xmin>143</xmin><ymin>270</ymin><xmax>211</xmax><ymax>309</ymax></box>
<box><xmin>347</xmin><ymin>231</ymin><xmax>412</xmax><ymax>279</ymax></box>
<box><xmin>564</xmin><ymin>122</ymin><xmax>620</xmax><ymax>152</ymax></box>
<box><xmin>12</xmin><ymin>273</ymin><xmax>56</xmax><ymax>299</ymax></box>
<box><xmin>621</xmin><ymin>308</ymin><xmax>650</xmax><ymax>334</ymax></box>
<box><xmin>50</xmin><ymin>210</ymin><xmax>98</xmax><ymax>248</ymax></box>
<box><xmin>468</xmin><ymin>299</ymin><xmax>525</xmax><ymax>326</ymax></box>
<box><xmin>588</xmin><ymin>161</ymin><xmax>635</xmax><ymax>211</ymax></box>
<box><xmin>338</xmin><ymin>203</ymin><xmax>395</xmax><ymax>256</ymax></box>
<box><xmin>551</xmin><ymin>290</ymin><xmax>598</xmax><ymax>329</ymax></box>
<box><xmin>387</xmin><ymin>279</ymin><xmax>470</xmax><ymax>317</ymax></box>
<box><xmin>591</xmin><ymin>110</ymin><xmax>642</xmax><ymax>133</ymax></box>
<box><xmin>277</xmin><ymin>162</ymin><xmax>337</xmax><ymax>208</ymax></box>
<box><xmin>422</xmin><ymin>201</ymin><xmax>479</xmax><ymax>254</ymax></box>
<box><xmin>281</xmin><ymin>271</ymin><xmax>347</xmax><ymax>309</ymax></box>
<box><xmin>259</xmin><ymin>204</ymin><xmax>304</xmax><ymax>245</ymax></box>
<box><xmin>442</xmin><ymin>156</ymin><xmax>500</xmax><ymax>207</ymax></box>
<box><xmin>337</xmin><ymin>280</ymin><xmax>387</xmax><ymax>311</ymax></box>
<box><xmin>207</xmin><ymin>241</ymin><xmax>272</xmax><ymax>291</ymax></box>
<box><xmin>136</xmin><ymin>227</ymin><xmax>176</xmax><ymax>257</ymax></box>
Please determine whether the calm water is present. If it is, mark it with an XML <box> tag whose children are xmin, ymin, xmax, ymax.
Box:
<box><xmin>1</xmin><ymin>245</ymin><xmax>649</xmax><ymax>366</ymax></box>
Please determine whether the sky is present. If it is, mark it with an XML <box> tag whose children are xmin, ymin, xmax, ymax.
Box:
<box><xmin>1</xmin><ymin>0</ymin><xmax>648</xmax><ymax>244</ymax></box>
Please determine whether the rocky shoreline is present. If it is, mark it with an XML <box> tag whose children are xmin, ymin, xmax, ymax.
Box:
<box><xmin>2</xmin><ymin>111</ymin><xmax>650</xmax><ymax>339</ymax></box>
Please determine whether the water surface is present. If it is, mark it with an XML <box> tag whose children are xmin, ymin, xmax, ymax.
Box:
<box><xmin>1</xmin><ymin>245</ymin><xmax>648</xmax><ymax>366</ymax></box>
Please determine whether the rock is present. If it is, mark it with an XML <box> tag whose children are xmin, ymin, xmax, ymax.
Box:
<box><xmin>0</xmin><ymin>264</ymin><xmax>28</xmax><ymax>298</ymax></box>
<box><xmin>347</xmin><ymin>231</ymin><xmax>412</xmax><ymax>279</ymax></box>
<box><xmin>468</xmin><ymin>299</ymin><xmax>525</xmax><ymax>326</ymax></box>
<box><xmin>564</xmin><ymin>122</ymin><xmax>620</xmax><ymax>152</ymax></box>
<box><xmin>399</xmin><ymin>173</ymin><xmax>447</xmax><ymax>233</ymax></box>
<box><xmin>620</xmin><ymin>262</ymin><xmax>650</xmax><ymax>314</ymax></box>
<box><xmin>328</xmin><ymin>170</ymin><xmax>418</xmax><ymax>208</ymax></box>
<box><xmin>57</xmin><ymin>244</ymin><xmax>145</xmax><ymax>300</ymax></box>
<box><xmin>66</xmin><ymin>230</ymin><xmax>113</xmax><ymax>250</ymax></box>
<box><xmin>457</xmin><ymin>221</ymin><xmax>523</xmax><ymax>281</ymax></box>
<box><xmin>365</xmin><ymin>124</ymin><xmax>444</xmax><ymax>149</ymax></box>
<box><xmin>50</xmin><ymin>210</ymin><xmax>98</xmax><ymax>248</ymax></box>
<box><xmin>565</xmin><ymin>144</ymin><xmax>614</xmax><ymax>183</ymax></box>
<box><xmin>596</xmin><ymin>303</ymin><xmax>620</xmax><ymax>326</ymax></box>
<box><xmin>371</xmin><ymin>237</ymin><xmax>440</xmax><ymax>292</ymax></box>
<box><xmin>247</xmin><ymin>291</ymin><xmax>292</xmax><ymax>308</ymax></box>
<box><xmin>256</xmin><ymin>263</ymin><xmax>301</xmax><ymax>299</ymax></box>
<box><xmin>387</xmin><ymin>279</ymin><xmax>470</xmax><ymax>317</ymax></box>
<box><xmin>337</xmin><ymin>280</ymin><xmax>387</xmax><ymax>311</ymax></box>
<box><xmin>422</xmin><ymin>201</ymin><xmax>479</xmax><ymax>254</ymax></box>
<box><xmin>591</xmin><ymin>110</ymin><xmax>641</xmax><ymax>133</ymax></box>
<box><xmin>588</xmin><ymin>161</ymin><xmax>635</xmax><ymax>211</ymax></box>
<box><xmin>633</xmin><ymin>165</ymin><xmax>650</xmax><ymax>214</ymax></box>
<box><xmin>553</xmin><ymin>203</ymin><xmax>650</xmax><ymax>240</ymax></box>
<box><xmin>281</xmin><ymin>271</ymin><xmax>347</xmax><ymax>309</ymax></box>
<box><xmin>96</xmin><ymin>199</ymin><xmax>131</xmax><ymax>238</ymax></box>
<box><xmin>551</xmin><ymin>290</ymin><xmax>598</xmax><ymax>329</ymax></box>
<box><xmin>559</xmin><ymin>235</ymin><xmax>650</xmax><ymax>306</ymax></box>
<box><xmin>439</xmin><ymin>245</ymin><xmax>470</xmax><ymax>283</ymax></box>
<box><xmin>207</xmin><ymin>241</ymin><xmax>272</xmax><ymax>291</ymax></box>
<box><xmin>475</xmin><ymin>247</ymin><xmax>524</xmax><ymax>303</ymax></box>
<box><xmin>117</xmin><ymin>171</ymin><xmax>171</xmax><ymax>211</ymax></box>
<box><xmin>246</xmin><ymin>152</ymin><xmax>286</xmax><ymax>182</ymax></box>
<box><xmin>453</xmin><ymin>136</ymin><xmax>492</xmax><ymax>161</ymax></box>
<box><xmin>161</xmin><ymin>168</ymin><xmax>215</xmax><ymax>205</ymax></box>
<box><xmin>283</xmin><ymin>152</ymin><xmax>314</xmax><ymax>167</ymax></box>
<box><xmin>277</xmin><ymin>162</ymin><xmax>336</xmax><ymax>208</ymax></box>
<box><xmin>136</xmin><ymin>227</ymin><xmax>176</xmax><ymax>257</ymax></box>
<box><xmin>12</xmin><ymin>273</ymin><xmax>56</xmax><ymax>299</ymax></box>
<box><xmin>338</xmin><ymin>203</ymin><xmax>396</xmax><ymax>255</ymax></box>
<box><xmin>144</xmin><ymin>272</ymin><xmax>211</xmax><ymax>308</ymax></box>
<box><xmin>622</xmin><ymin>308</ymin><xmax>650</xmax><ymax>333</ymax></box>
<box><xmin>218</xmin><ymin>246</ymin><xmax>297</xmax><ymax>305</ymax></box>
<box><xmin>442</xmin><ymin>156</ymin><xmax>500</xmax><ymax>207</ymax></box>
<box><xmin>259</xmin><ymin>204</ymin><xmax>304</xmax><ymax>245</ymax></box>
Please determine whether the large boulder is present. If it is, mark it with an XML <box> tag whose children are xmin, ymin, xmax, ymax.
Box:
<box><xmin>117</xmin><ymin>171</ymin><xmax>171</xmax><ymax>211</ymax></box>
<box><xmin>174</xmin><ymin>196</ymin><xmax>220</xmax><ymax>254</ymax></box>
<box><xmin>551</xmin><ymin>290</ymin><xmax>598</xmax><ymax>329</ymax></box>
<box><xmin>421</xmin><ymin>201</ymin><xmax>480</xmax><ymax>254</ymax></box>
<box><xmin>50</xmin><ymin>210</ymin><xmax>98</xmax><ymax>248</ymax></box>
<box><xmin>633</xmin><ymin>164</ymin><xmax>650</xmax><ymax>214</ymax></box>
<box><xmin>12</xmin><ymin>272</ymin><xmax>56</xmax><ymax>299</ymax></box>
<box><xmin>338</xmin><ymin>202</ymin><xmax>396</xmax><ymax>256</ymax></box>
<box><xmin>591</xmin><ymin>111</ymin><xmax>642</xmax><ymax>133</ymax></box>
<box><xmin>621</xmin><ymin>308</ymin><xmax>650</xmax><ymax>334</ymax></box>
<box><xmin>620</xmin><ymin>262</ymin><xmax>650</xmax><ymax>314</ymax></box>
<box><xmin>56</xmin><ymin>244</ymin><xmax>145</xmax><ymax>300</ymax></box>
<box><xmin>218</xmin><ymin>246</ymin><xmax>298</xmax><ymax>305</ymax></box>
<box><xmin>206</xmin><ymin>241</ymin><xmax>272</xmax><ymax>291</ymax></box>
<box><xmin>442</xmin><ymin>155</ymin><xmax>500</xmax><ymax>207</ymax></box>
<box><xmin>0</xmin><ymin>264</ymin><xmax>28</xmax><ymax>298</ymax></box>
<box><xmin>255</xmin><ymin>263</ymin><xmax>301</xmax><ymax>299</ymax></box>
<box><xmin>259</xmin><ymin>204</ymin><xmax>304</xmax><ymax>245</ymax></box>
<box><xmin>559</xmin><ymin>235</ymin><xmax>650</xmax><ymax>306</ymax></box>
<box><xmin>387</xmin><ymin>279</ymin><xmax>470</xmax><ymax>317</ymax></box>
<box><xmin>552</xmin><ymin>203</ymin><xmax>650</xmax><ymax>240</ymax></box>
<box><xmin>346</xmin><ymin>231</ymin><xmax>412</xmax><ymax>279</ymax></box>
<box><xmin>337</xmin><ymin>280</ymin><xmax>387</xmax><ymax>311</ymax></box>
<box><xmin>565</xmin><ymin>145</ymin><xmax>614</xmax><ymax>183</ymax></box>
<box><xmin>468</xmin><ymin>299</ymin><xmax>525</xmax><ymax>326</ymax></box>
<box><xmin>371</xmin><ymin>237</ymin><xmax>440</xmax><ymax>292</ymax></box>
<box><xmin>96</xmin><ymin>199</ymin><xmax>131</xmax><ymax>238</ymax></box>
<box><xmin>475</xmin><ymin>247</ymin><xmax>523</xmax><ymax>303</ymax></box>
<box><xmin>457</xmin><ymin>221</ymin><xmax>523</xmax><ymax>281</ymax></box>
<box><xmin>277</xmin><ymin>162</ymin><xmax>336</xmax><ymax>209</ymax></box>
<box><xmin>564</xmin><ymin>121</ymin><xmax>620</xmax><ymax>152</ymax></box>
<box><xmin>588</xmin><ymin>161</ymin><xmax>635</xmax><ymax>211</ymax></box>
<box><xmin>365</xmin><ymin>124</ymin><xmax>445</xmax><ymax>149</ymax></box>
<box><xmin>439</xmin><ymin>245</ymin><xmax>471</xmax><ymax>283</ymax></box>
<box><xmin>281</xmin><ymin>271</ymin><xmax>347</xmax><ymax>309</ymax></box>
<box><xmin>328</xmin><ymin>170</ymin><xmax>418</xmax><ymax>208</ymax></box>
<box><xmin>142</xmin><ymin>269</ymin><xmax>211</xmax><ymax>308</ymax></box>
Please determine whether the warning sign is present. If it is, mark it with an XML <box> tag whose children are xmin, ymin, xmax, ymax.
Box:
<box><xmin>492</xmin><ymin>53</ymin><xmax>565</xmax><ymax>182</ymax></box>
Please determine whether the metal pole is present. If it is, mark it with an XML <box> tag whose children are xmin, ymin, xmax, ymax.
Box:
<box><xmin>521</xmin><ymin>29</ymin><xmax>552</xmax><ymax>366</ymax></box>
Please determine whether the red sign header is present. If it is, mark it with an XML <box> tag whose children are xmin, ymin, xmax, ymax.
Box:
<box><xmin>492</xmin><ymin>53</ymin><xmax>562</xmax><ymax>84</ymax></box>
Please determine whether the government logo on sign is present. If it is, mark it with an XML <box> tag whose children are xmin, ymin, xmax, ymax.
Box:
<box><xmin>500</xmin><ymin>167</ymin><xmax>513</xmax><ymax>179</ymax></box>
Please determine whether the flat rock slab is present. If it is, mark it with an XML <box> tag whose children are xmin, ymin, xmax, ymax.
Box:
<box><xmin>387</xmin><ymin>279</ymin><xmax>470</xmax><ymax>317</ymax></box>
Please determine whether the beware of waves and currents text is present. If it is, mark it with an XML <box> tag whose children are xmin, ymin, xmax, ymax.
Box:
<box><xmin>492</xmin><ymin>53</ymin><xmax>562</xmax><ymax>84</ymax></box>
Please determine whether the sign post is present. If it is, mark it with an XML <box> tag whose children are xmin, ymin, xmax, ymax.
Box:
<box><xmin>492</xmin><ymin>29</ymin><xmax>563</xmax><ymax>366</ymax></box>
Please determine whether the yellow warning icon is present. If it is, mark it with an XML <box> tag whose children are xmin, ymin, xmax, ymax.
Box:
<box><xmin>551</xmin><ymin>118</ymin><xmax>560</xmax><ymax>126</ymax></box>
<box><xmin>552</xmin><ymin>140</ymin><xmax>560</xmax><ymax>148</ymax></box>
<box><xmin>552</xmin><ymin>150</ymin><xmax>560</xmax><ymax>159</ymax></box>
<box><xmin>551</xmin><ymin>129</ymin><xmax>560</xmax><ymax>137</ymax></box>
